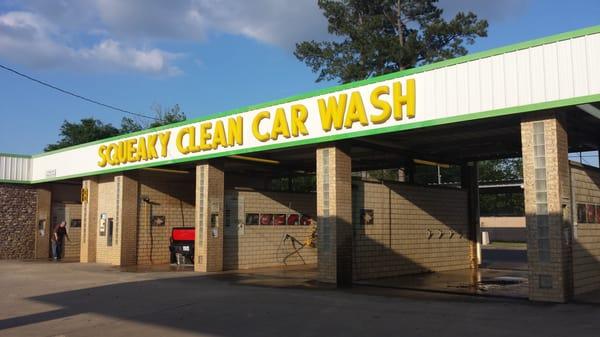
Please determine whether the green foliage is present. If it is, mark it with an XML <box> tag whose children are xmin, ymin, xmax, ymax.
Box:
<box><xmin>270</xmin><ymin>175</ymin><xmax>316</xmax><ymax>193</ymax></box>
<box><xmin>147</xmin><ymin>104</ymin><xmax>186</xmax><ymax>128</ymax></box>
<box><xmin>412</xmin><ymin>164</ymin><xmax>461</xmax><ymax>185</ymax></box>
<box><xmin>478</xmin><ymin>158</ymin><xmax>524</xmax><ymax>216</ymax></box>
<box><xmin>44</xmin><ymin>118</ymin><xmax>120</xmax><ymax>152</ymax></box>
<box><xmin>365</xmin><ymin>169</ymin><xmax>400</xmax><ymax>181</ymax></box>
<box><xmin>480</xmin><ymin>192</ymin><xmax>524</xmax><ymax>216</ymax></box>
<box><xmin>119</xmin><ymin>117</ymin><xmax>144</xmax><ymax>134</ymax></box>
<box><xmin>44</xmin><ymin>104</ymin><xmax>186</xmax><ymax>152</ymax></box>
<box><xmin>295</xmin><ymin>0</ymin><xmax>488</xmax><ymax>83</ymax></box>
<box><xmin>478</xmin><ymin>158</ymin><xmax>522</xmax><ymax>182</ymax></box>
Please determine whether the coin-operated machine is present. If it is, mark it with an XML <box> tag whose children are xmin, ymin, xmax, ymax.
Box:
<box><xmin>169</xmin><ymin>227</ymin><xmax>195</xmax><ymax>265</ymax></box>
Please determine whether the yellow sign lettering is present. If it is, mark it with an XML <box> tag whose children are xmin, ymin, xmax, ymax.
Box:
<box><xmin>290</xmin><ymin>104</ymin><xmax>308</xmax><ymax>137</ymax></box>
<box><xmin>370</xmin><ymin>85</ymin><xmax>392</xmax><ymax>124</ymax></box>
<box><xmin>393</xmin><ymin>79</ymin><xmax>416</xmax><ymax>120</ymax></box>
<box><xmin>271</xmin><ymin>108</ymin><xmax>291</xmax><ymax>140</ymax></box>
<box><xmin>252</xmin><ymin>111</ymin><xmax>271</xmax><ymax>142</ymax></box>
<box><xmin>344</xmin><ymin>92</ymin><xmax>368</xmax><ymax>128</ymax></box>
<box><xmin>318</xmin><ymin>94</ymin><xmax>347</xmax><ymax>131</ymax></box>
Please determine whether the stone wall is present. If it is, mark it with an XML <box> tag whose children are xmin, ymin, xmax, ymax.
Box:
<box><xmin>0</xmin><ymin>184</ymin><xmax>37</xmax><ymax>259</ymax></box>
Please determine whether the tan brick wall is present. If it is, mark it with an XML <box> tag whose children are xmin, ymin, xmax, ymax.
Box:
<box><xmin>521</xmin><ymin>114</ymin><xmax>573</xmax><ymax>302</ymax></box>
<box><xmin>61</xmin><ymin>203</ymin><xmax>81</xmax><ymax>260</ymax></box>
<box><xmin>353</xmin><ymin>181</ymin><xmax>470</xmax><ymax>280</ymax></box>
<box><xmin>136</xmin><ymin>178</ymin><xmax>195</xmax><ymax>265</ymax></box>
<box><xmin>570</xmin><ymin>163</ymin><xmax>600</xmax><ymax>295</ymax></box>
<box><xmin>43</xmin><ymin>183</ymin><xmax>82</xmax><ymax>260</ymax></box>
<box><xmin>223</xmin><ymin>190</ymin><xmax>317</xmax><ymax>270</ymax></box>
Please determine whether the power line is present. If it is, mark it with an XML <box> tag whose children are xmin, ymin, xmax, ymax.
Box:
<box><xmin>0</xmin><ymin>63</ymin><xmax>158</xmax><ymax>121</ymax></box>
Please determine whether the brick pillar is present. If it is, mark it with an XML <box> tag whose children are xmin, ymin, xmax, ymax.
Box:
<box><xmin>118</xmin><ymin>175</ymin><xmax>138</xmax><ymax>266</ymax></box>
<box><xmin>521</xmin><ymin>113</ymin><xmax>573</xmax><ymax>302</ymax></box>
<box><xmin>195</xmin><ymin>162</ymin><xmax>224</xmax><ymax>272</ymax></box>
<box><xmin>80</xmin><ymin>178</ymin><xmax>98</xmax><ymax>263</ymax></box>
<box><xmin>316</xmin><ymin>146</ymin><xmax>353</xmax><ymax>286</ymax></box>
<box><xmin>461</xmin><ymin>162</ymin><xmax>481</xmax><ymax>269</ymax></box>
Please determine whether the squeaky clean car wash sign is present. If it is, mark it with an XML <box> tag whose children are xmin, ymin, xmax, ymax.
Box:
<box><xmin>95</xmin><ymin>79</ymin><xmax>416</xmax><ymax>168</ymax></box>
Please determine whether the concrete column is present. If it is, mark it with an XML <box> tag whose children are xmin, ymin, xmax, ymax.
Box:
<box><xmin>316</xmin><ymin>146</ymin><xmax>353</xmax><ymax>286</ymax></box>
<box><xmin>461</xmin><ymin>162</ymin><xmax>481</xmax><ymax>268</ymax></box>
<box><xmin>195</xmin><ymin>162</ymin><xmax>225</xmax><ymax>272</ymax></box>
<box><xmin>80</xmin><ymin>178</ymin><xmax>98</xmax><ymax>263</ymax></box>
<box><xmin>118</xmin><ymin>175</ymin><xmax>138</xmax><ymax>266</ymax></box>
<box><xmin>521</xmin><ymin>113</ymin><xmax>573</xmax><ymax>302</ymax></box>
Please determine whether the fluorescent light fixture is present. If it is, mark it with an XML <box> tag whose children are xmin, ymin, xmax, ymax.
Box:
<box><xmin>413</xmin><ymin>159</ymin><xmax>450</xmax><ymax>169</ymax></box>
<box><xmin>230</xmin><ymin>155</ymin><xmax>280</xmax><ymax>165</ymax></box>
<box><xmin>141</xmin><ymin>167</ymin><xmax>190</xmax><ymax>174</ymax></box>
<box><xmin>577</xmin><ymin>104</ymin><xmax>600</xmax><ymax>119</ymax></box>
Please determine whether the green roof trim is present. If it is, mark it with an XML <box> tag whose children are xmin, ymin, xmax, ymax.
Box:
<box><xmin>0</xmin><ymin>179</ymin><xmax>33</xmax><ymax>184</ymax></box>
<box><xmin>0</xmin><ymin>152</ymin><xmax>32</xmax><ymax>158</ymax></box>
<box><xmin>29</xmin><ymin>24</ymin><xmax>600</xmax><ymax>159</ymax></box>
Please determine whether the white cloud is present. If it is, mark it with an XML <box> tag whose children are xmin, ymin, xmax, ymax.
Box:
<box><xmin>94</xmin><ymin>0</ymin><xmax>206</xmax><ymax>41</ymax></box>
<box><xmin>194</xmin><ymin>0</ymin><xmax>329</xmax><ymax>48</ymax></box>
<box><xmin>78</xmin><ymin>39</ymin><xmax>182</xmax><ymax>75</ymax></box>
<box><xmin>0</xmin><ymin>10</ymin><xmax>181</xmax><ymax>75</ymax></box>
<box><xmin>0</xmin><ymin>0</ymin><xmax>534</xmax><ymax>76</ymax></box>
<box><xmin>0</xmin><ymin>0</ymin><xmax>329</xmax><ymax>74</ymax></box>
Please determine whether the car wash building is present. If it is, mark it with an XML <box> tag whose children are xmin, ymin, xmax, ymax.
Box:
<box><xmin>2</xmin><ymin>26</ymin><xmax>600</xmax><ymax>303</ymax></box>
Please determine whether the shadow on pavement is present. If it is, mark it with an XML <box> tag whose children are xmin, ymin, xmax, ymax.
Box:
<box><xmin>1</xmin><ymin>265</ymin><xmax>537</xmax><ymax>336</ymax></box>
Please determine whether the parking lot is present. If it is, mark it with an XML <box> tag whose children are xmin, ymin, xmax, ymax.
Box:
<box><xmin>2</xmin><ymin>260</ymin><xmax>600</xmax><ymax>337</ymax></box>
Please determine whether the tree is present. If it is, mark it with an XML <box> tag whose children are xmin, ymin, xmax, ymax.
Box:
<box><xmin>119</xmin><ymin>104</ymin><xmax>187</xmax><ymax>132</ymax></box>
<box><xmin>295</xmin><ymin>0</ymin><xmax>488</xmax><ymax>83</ymax></box>
<box><xmin>44</xmin><ymin>104</ymin><xmax>187</xmax><ymax>152</ymax></box>
<box><xmin>478</xmin><ymin>158</ymin><xmax>522</xmax><ymax>182</ymax></box>
<box><xmin>294</xmin><ymin>1</ymin><xmax>519</xmax><ymax>189</ymax></box>
<box><xmin>119</xmin><ymin>117</ymin><xmax>144</xmax><ymax>134</ymax></box>
<box><xmin>44</xmin><ymin>118</ymin><xmax>120</xmax><ymax>152</ymax></box>
<box><xmin>147</xmin><ymin>104</ymin><xmax>186</xmax><ymax>128</ymax></box>
<box><xmin>479</xmin><ymin>158</ymin><xmax>524</xmax><ymax>216</ymax></box>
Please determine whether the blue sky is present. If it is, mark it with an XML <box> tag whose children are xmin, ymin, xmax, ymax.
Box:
<box><xmin>0</xmin><ymin>0</ymin><xmax>599</xmax><ymax>164</ymax></box>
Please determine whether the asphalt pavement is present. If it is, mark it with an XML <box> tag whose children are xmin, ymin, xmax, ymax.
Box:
<box><xmin>1</xmin><ymin>260</ymin><xmax>600</xmax><ymax>337</ymax></box>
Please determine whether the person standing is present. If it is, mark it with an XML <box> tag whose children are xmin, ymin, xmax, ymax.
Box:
<box><xmin>52</xmin><ymin>221</ymin><xmax>70</xmax><ymax>261</ymax></box>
